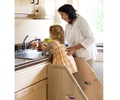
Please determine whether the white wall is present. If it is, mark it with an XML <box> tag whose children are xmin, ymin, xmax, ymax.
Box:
<box><xmin>15</xmin><ymin>18</ymin><xmax>54</xmax><ymax>44</ymax></box>
<box><xmin>15</xmin><ymin>0</ymin><xmax>70</xmax><ymax>44</ymax></box>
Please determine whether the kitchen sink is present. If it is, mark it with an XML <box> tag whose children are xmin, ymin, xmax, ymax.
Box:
<box><xmin>15</xmin><ymin>49</ymin><xmax>49</xmax><ymax>60</ymax></box>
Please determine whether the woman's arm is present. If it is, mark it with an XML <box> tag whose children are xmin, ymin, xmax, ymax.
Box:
<box><xmin>78</xmin><ymin>17</ymin><xmax>95</xmax><ymax>48</ymax></box>
<box><xmin>65</xmin><ymin>17</ymin><xmax>95</xmax><ymax>55</ymax></box>
<box><xmin>66</xmin><ymin>43</ymin><xmax>84</xmax><ymax>55</ymax></box>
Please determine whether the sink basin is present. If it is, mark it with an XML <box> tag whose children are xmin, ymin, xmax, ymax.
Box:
<box><xmin>15</xmin><ymin>49</ymin><xmax>48</xmax><ymax>60</ymax></box>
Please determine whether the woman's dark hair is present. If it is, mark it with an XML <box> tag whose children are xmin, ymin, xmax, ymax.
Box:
<box><xmin>58</xmin><ymin>4</ymin><xmax>78</xmax><ymax>24</ymax></box>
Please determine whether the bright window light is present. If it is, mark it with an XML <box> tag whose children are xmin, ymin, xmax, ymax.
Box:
<box><xmin>78</xmin><ymin>0</ymin><xmax>103</xmax><ymax>45</ymax></box>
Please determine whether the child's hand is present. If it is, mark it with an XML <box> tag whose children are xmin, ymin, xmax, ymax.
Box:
<box><xmin>32</xmin><ymin>42</ymin><xmax>37</xmax><ymax>49</ymax></box>
<box><xmin>40</xmin><ymin>43</ymin><xmax>46</xmax><ymax>50</ymax></box>
<box><xmin>37</xmin><ymin>42</ymin><xmax>42</xmax><ymax>51</ymax></box>
<box><xmin>37</xmin><ymin>42</ymin><xmax>47</xmax><ymax>51</ymax></box>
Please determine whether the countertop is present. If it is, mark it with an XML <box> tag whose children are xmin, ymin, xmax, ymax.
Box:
<box><xmin>15</xmin><ymin>54</ymin><xmax>52</xmax><ymax>71</ymax></box>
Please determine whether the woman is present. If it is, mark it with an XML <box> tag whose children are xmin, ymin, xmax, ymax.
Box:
<box><xmin>58</xmin><ymin>4</ymin><xmax>98</xmax><ymax>69</ymax></box>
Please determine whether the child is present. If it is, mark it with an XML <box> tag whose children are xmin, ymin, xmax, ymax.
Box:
<box><xmin>38</xmin><ymin>25</ymin><xmax>78</xmax><ymax>74</ymax></box>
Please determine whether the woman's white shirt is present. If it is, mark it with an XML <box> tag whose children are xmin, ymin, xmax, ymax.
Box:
<box><xmin>65</xmin><ymin>16</ymin><xmax>98</xmax><ymax>60</ymax></box>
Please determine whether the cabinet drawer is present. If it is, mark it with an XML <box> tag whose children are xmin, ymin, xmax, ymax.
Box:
<box><xmin>15</xmin><ymin>62</ymin><xmax>50</xmax><ymax>92</ymax></box>
<box><xmin>15</xmin><ymin>79</ymin><xmax>47</xmax><ymax>100</ymax></box>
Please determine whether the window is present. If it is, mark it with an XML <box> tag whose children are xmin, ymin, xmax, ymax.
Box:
<box><xmin>58</xmin><ymin>0</ymin><xmax>103</xmax><ymax>46</ymax></box>
<box><xmin>77</xmin><ymin>0</ymin><xmax>103</xmax><ymax>46</ymax></box>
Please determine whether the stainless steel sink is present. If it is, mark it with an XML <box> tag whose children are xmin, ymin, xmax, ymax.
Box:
<box><xmin>15</xmin><ymin>49</ymin><xmax>48</xmax><ymax>60</ymax></box>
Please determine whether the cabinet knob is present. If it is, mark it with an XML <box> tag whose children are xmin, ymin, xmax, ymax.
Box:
<box><xmin>36</xmin><ymin>10</ymin><xmax>39</xmax><ymax>12</ymax></box>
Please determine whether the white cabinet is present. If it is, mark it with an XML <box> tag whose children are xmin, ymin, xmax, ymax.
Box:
<box><xmin>15</xmin><ymin>0</ymin><xmax>55</xmax><ymax>18</ymax></box>
<box><xmin>34</xmin><ymin>0</ymin><xmax>55</xmax><ymax>18</ymax></box>
<box><xmin>15</xmin><ymin>0</ymin><xmax>35</xmax><ymax>14</ymax></box>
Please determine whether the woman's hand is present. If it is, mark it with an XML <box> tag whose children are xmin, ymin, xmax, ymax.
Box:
<box><xmin>66</xmin><ymin>46</ymin><xmax>76</xmax><ymax>56</ymax></box>
<box><xmin>66</xmin><ymin>44</ymin><xmax>84</xmax><ymax>55</ymax></box>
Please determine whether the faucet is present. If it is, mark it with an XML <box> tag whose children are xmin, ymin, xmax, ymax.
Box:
<box><xmin>22</xmin><ymin>35</ymin><xmax>29</xmax><ymax>50</ymax></box>
<box><xmin>22</xmin><ymin>35</ymin><xmax>41</xmax><ymax>50</ymax></box>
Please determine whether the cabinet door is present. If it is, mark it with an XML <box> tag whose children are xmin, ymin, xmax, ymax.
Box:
<box><xmin>34</xmin><ymin>0</ymin><xmax>55</xmax><ymax>18</ymax></box>
<box><xmin>15</xmin><ymin>62</ymin><xmax>50</xmax><ymax>92</ymax></box>
<box><xmin>15</xmin><ymin>0</ymin><xmax>35</xmax><ymax>14</ymax></box>
<box><xmin>15</xmin><ymin>79</ymin><xmax>47</xmax><ymax>100</ymax></box>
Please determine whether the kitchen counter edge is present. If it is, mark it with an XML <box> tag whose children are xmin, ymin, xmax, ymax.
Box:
<box><xmin>15</xmin><ymin>55</ymin><xmax>52</xmax><ymax>71</ymax></box>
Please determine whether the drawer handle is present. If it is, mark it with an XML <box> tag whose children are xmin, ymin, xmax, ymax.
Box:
<box><xmin>36</xmin><ymin>0</ymin><xmax>39</xmax><ymax>5</ymax></box>
<box><xmin>66</xmin><ymin>94</ymin><xmax>75</xmax><ymax>100</ymax></box>
<box><xmin>31</xmin><ymin>0</ymin><xmax>34</xmax><ymax>4</ymax></box>
<box><xmin>84</xmin><ymin>81</ymin><xmax>92</xmax><ymax>85</ymax></box>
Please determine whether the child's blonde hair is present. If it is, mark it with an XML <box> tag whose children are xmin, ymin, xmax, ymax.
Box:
<box><xmin>49</xmin><ymin>25</ymin><xmax>64</xmax><ymax>44</ymax></box>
